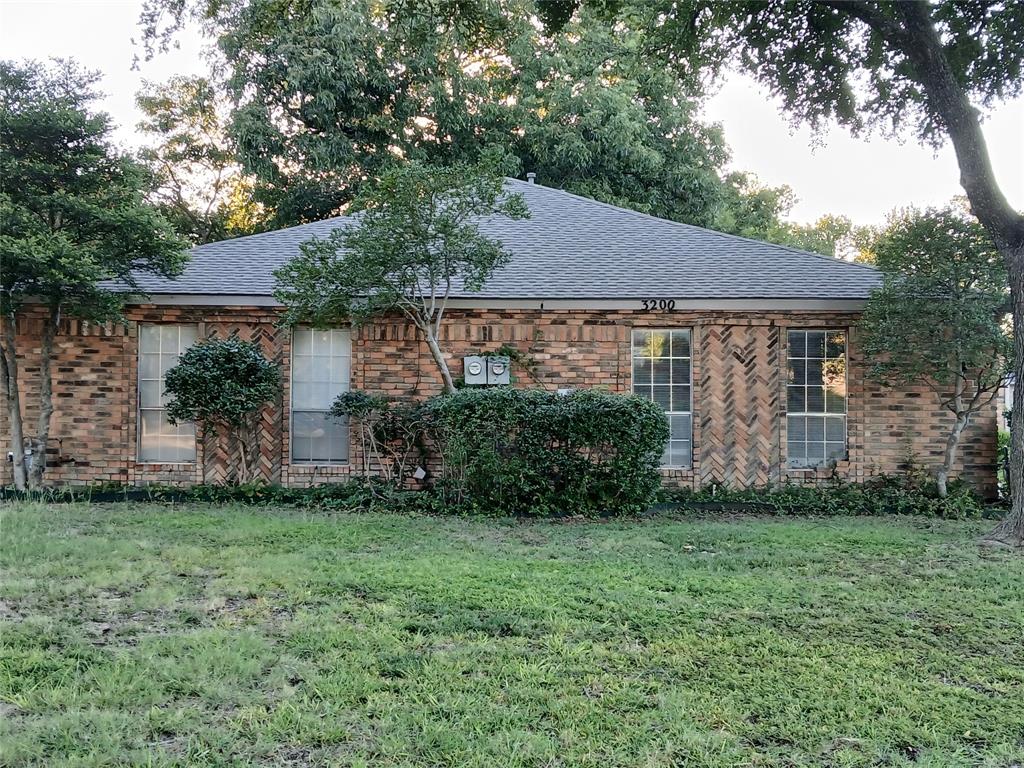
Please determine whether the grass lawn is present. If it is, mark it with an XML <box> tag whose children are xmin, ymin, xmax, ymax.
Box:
<box><xmin>1</xmin><ymin>503</ymin><xmax>1022</xmax><ymax>767</ymax></box>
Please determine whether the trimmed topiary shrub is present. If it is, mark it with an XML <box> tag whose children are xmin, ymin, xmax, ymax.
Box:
<box><xmin>164</xmin><ymin>337</ymin><xmax>281</xmax><ymax>483</ymax></box>
<box><xmin>421</xmin><ymin>387</ymin><xmax>669</xmax><ymax>516</ymax></box>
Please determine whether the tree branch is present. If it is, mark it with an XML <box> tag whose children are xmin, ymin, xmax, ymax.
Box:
<box><xmin>891</xmin><ymin>1</ymin><xmax>1024</xmax><ymax>250</ymax></box>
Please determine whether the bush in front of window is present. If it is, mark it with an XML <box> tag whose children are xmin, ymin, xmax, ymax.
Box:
<box><xmin>421</xmin><ymin>387</ymin><xmax>670</xmax><ymax>516</ymax></box>
<box><xmin>164</xmin><ymin>337</ymin><xmax>282</xmax><ymax>483</ymax></box>
<box><xmin>331</xmin><ymin>391</ymin><xmax>430</xmax><ymax>490</ymax></box>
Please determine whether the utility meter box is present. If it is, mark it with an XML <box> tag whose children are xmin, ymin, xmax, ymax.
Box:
<box><xmin>486</xmin><ymin>355</ymin><xmax>511</xmax><ymax>385</ymax></box>
<box><xmin>462</xmin><ymin>355</ymin><xmax>511</xmax><ymax>385</ymax></box>
<box><xmin>463</xmin><ymin>355</ymin><xmax>487</xmax><ymax>386</ymax></box>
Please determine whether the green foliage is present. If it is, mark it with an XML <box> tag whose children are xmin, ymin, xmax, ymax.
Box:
<box><xmin>275</xmin><ymin>161</ymin><xmax>528</xmax><ymax>392</ymax></box>
<box><xmin>163</xmin><ymin>337</ymin><xmax>281</xmax><ymax>482</ymax></box>
<box><xmin>662</xmin><ymin>476</ymin><xmax>994</xmax><ymax>520</ymax></box>
<box><xmin>0</xmin><ymin>58</ymin><xmax>189</xmax><ymax>489</ymax></box>
<box><xmin>164</xmin><ymin>337</ymin><xmax>281</xmax><ymax>431</ymax></box>
<box><xmin>139</xmin><ymin>0</ymin><xmax>794</xmax><ymax>238</ymax></box>
<box><xmin>860</xmin><ymin>203</ymin><xmax>1009</xmax><ymax>496</ymax></box>
<box><xmin>275</xmin><ymin>162</ymin><xmax>527</xmax><ymax>326</ymax></box>
<box><xmin>332</xmin><ymin>391</ymin><xmax>430</xmax><ymax>488</ymax></box>
<box><xmin>422</xmin><ymin>387</ymin><xmax>669</xmax><ymax>516</ymax></box>
<box><xmin>0</xmin><ymin>58</ymin><xmax>188</xmax><ymax>320</ymax></box>
<box><xmin>861</xmin><ymin>204</ymin><xmax>1010</xmax><ymax>403</ymax></box>
<box><xmin>547</xmin><ymin>1</ymin><xmax>1024</xmax><ymax>146</ymax></box>
<box><xmin>0</xmin><ymin>477</ymin><xmax>399</xmax><ymax>511</ymax></box>
<box><xmin>711</xmin><ymin>173</ymin><xmax>797</xmax><ymax>242</ymax></box>
<box><xmin>768</xmin><ymin>214</ymin><xmax>877</xmax><ymax>259</ymax></box>
<box><xmin>136</xmin><ymin>75</ymin><xmax>268</xmax><ymax>244</ymax></box>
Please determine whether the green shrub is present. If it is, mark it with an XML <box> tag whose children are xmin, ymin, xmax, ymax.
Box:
<box><xmin>421</xmin><ymin>388</ymin><xmax>669</xmax><ymax>516</ymax></box>
<box><xmin>331</xmin><ymin>391</ymin><xmax>429</xmax><ymax>488</ymax></box>
<box><xmin>164</xmin><ymin>337</ymin><xmax>281</xmax><ymax>482</ymax></box>
<box><xmin>661</xmin><ymin>475</ymin><xmax>995</xmax><ymax>519</ymax></box>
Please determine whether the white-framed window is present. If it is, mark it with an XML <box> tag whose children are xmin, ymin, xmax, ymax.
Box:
<box><xmin>632</xmin><ymin>328</ymin><xmax>692</xmax><ymax>468</ymax></box>
<box><xmin>291</xmin><ymin>328</ymin><xmax>351</xmax><ymax>463</ymax></box>
<box><xmin>787</xmin><ymin>329</ymin><xmax>847</xmax><ymax>467</ymax></box>
<box><xmin>138</xmin><ymin>324</ymin><xmax>198</xmax><ymax>463</ymax></box>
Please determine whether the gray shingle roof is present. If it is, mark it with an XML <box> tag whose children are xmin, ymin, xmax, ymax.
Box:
<box><xmin>132</xmin><ymin>178</ymin><xmax>880</xmax><ymax>301</ymax></box>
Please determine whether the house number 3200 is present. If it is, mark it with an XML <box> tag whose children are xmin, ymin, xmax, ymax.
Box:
<box><xmin>641</xmin><ymin>299</ymin><xmax>676</xmax><ymax>311</ymax></box>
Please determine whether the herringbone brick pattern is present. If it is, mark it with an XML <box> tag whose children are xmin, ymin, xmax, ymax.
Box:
<box><xmin>199</xmin><ymin>321</ymin><xmax>287</xmax><ymax>485</ymax></box>
<box><xmin>698</xmin><ymin>324</ymin><xmax>781</xmax><ymax>487</ymax></box>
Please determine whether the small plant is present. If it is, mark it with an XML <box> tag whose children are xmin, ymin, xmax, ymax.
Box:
<box><xmin>331</xmin><ymin>391</ymin><xmax>429</xmax><ymax>491</ymax></box>
<box><xmin>163</xmin><ymin>337</ymin><xmax>281</xmax><ymax>483</ymax></box>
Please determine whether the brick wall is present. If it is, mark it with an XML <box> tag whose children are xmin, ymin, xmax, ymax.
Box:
<box><xmin>0</xmin><ymin>304</ymin><xmax>999</xmax><ymax>496</ymax></box>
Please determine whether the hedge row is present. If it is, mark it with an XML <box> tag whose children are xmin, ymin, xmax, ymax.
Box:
<box><xmin>1</xmin><ymin>388</ymin><xmax>999</xmax><ymax>519</ymax></box>
<box><xmin>661</xmin><ymin>477</ymin><xmax>997</xmax><ymax>520</ymax></box>
<box><xmin>2</xmin><ymin>476</ymin><xmax>998</xmax><ymax>520</ymax></box>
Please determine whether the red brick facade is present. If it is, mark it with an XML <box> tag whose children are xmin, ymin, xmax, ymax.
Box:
<box><xmin>1</xmin><ymin>303</ymin><xmax>999</xmax><ymax>496</ymax></box>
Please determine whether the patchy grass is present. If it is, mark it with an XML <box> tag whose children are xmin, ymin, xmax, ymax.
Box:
<box><xmin>1</xmin><ymin>503</ymin><xmax>1022</xmax><ymax>767</ymax></box>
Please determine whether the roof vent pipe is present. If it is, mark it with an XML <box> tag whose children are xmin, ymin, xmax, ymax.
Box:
<box><xmin>526</xmin><ymin>172</ymin><xmax>536</xmax><ymax>184</ymax></box>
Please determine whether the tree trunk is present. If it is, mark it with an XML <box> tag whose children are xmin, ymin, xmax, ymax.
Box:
<box><xmin>988</xmin><ymin>252</ymin><xmax>1024</xmax><ymax>546</ymax></box>
<box><xmin>891</xmin><ymin>3</ymin><xmax>1024</xmax><ymax>544</ymax></box>
<box><xmin>27</xmin><ymin>309</ymin><xmax>58</xmax><ymax>489</ymax></box>
<box><xmin>424</xmin><ymin>327</ymin><xmax>456</xmax><ymax>394</ymax></box>
<box><xmin>937</xmin><ymin>413</ymin><xmax>968</xmax><ymax>499</ymax></box>
<box><xmin>0</xmin><ymin>315</ymin><xmax>27</xmax><ymax>490</ymax></box>
<box><xmin>199</xmin><ymin>423</ymin><xmax>208</xmax><ymax>485</ymax></box>
<box><xmin>238</xmin><ymin>429</ymin><xmax>249</xmax><ymax>485</ymax></box>
<box><xmin>936</xmin><ymin>375</ymin><xmax>970</xmax><ymax>499</ymax></box>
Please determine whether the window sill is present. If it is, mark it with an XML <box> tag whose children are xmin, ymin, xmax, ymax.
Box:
<box><xmin>786</xmin><ymin>462</ymin><xmax>848</xmax><ymax>472</ymax></box>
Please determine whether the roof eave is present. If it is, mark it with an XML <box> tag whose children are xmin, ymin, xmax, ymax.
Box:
<box><xmin>123</xmin><ymin>293</ymin><xmax>869</xmax><ymax>312</ymax></box>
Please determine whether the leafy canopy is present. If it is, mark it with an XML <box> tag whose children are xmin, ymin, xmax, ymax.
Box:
<box><xmin>0</xmin><ymin>59</ymin><xmax>188</xmax><ymax>320</ymax></box>
<box><xmin>138</xmin><ymin>0</ymin><xmax>794</xmax><ymax>238</ymax></box>
<box><xmin>861</xmin><ymin>203</ymin><xmax>1011</xmax><ymax>399</ymax></box>
<box><xmin>274</xmin><ymin>161</ymin><xmax>529</xmax><ymax>329</ymax></box>
<box><xmin>136</xmin><ymin>75</ymin><xmax>267</xmax><ymax>244</ymax></box>
<box><xmin>164</xmin><ymin>337</ymin><xmax>281</xmax><ymax>430</ymax></box>
<box><xmin>542</xmin><ymin>1</ymin><xmax>1024</xmax><ymax>145</ymax></box>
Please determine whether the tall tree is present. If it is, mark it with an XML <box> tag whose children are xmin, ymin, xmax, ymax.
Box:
<box><xmin>138</xmin><ymin>0</ymin><xmax>791</xmax><ymax>237</ymax></box>
<box><xmin>274</xmin><ymin>162</ymin><xmax>528</xmax><ymax>393</ymax></box>
<box><xmin>136</xmin><ymin>75</ymin><xmax>267</xmax><ymax>244</ymax></box>
<box><xmin>541</xmin><ymin>0</ymin><xmax>1024</xmax><ymax>544</ymax></box>
<box><xmin>772</xmin><ymin>214</ymin><xmax>878</xmax><ymax>259</ymax></box>
<box><xmin>861</xmin><ymin>205</ymin><xmax>1010</xmax><ymax>497</ymax></box>
<box><xmin>0</xmin><ymin>59</ymin><xmax>188</xmax><ymax>489</ymax></box>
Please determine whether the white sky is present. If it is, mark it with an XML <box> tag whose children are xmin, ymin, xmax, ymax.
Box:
<box><xmin>2</xmin><ymin>0</ymin><xmax>1022</xmax><ymax>226</ymax></box>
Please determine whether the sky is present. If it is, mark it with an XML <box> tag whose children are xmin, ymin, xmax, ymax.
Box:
<box><xmin>2</xmin><ymin>0</ymin><xmax>1022</xmax><ymax>226</ymax></box>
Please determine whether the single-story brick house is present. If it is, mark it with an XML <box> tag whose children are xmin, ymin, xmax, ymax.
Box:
<box><xmin>2</xmin><ymin>178</ymin><xmax>998</xmax><ymax>494</ymax></box>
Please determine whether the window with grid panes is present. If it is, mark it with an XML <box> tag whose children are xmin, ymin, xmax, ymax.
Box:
<box><xmin>290</xmin><ymin>328</ymin><xmax>351</xmax><ymax>463</ymax></box>
<box><xmin>138</xmin><ymin>324</ymin><xmax>198</xmax><ymax>462</ymax></box>
<box><xmin>786</xmin><ymin>329</ymin><xmax>847</xmax><ymax>467</ymax></box>
<box><xmin>632</xmin><ymin>329</ymin><xmax>692</xmax><ymax>467</ymax></box>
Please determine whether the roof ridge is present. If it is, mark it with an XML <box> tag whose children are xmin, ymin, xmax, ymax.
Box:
<box><xmin>191</xmin><ymin>213</ymin><xmax>352</xmax><ymax>250</ymax></box>
<box><xmin>508</xmin><ymin>177</ymin><xmax>879</xmax><ymax>274</ymax></box>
